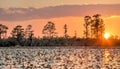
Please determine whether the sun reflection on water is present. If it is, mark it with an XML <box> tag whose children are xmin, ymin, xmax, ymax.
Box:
<box><xmin>104</xmin><ymin>49</ymin><xmax>110</xmax><ymax>64</ymax></box>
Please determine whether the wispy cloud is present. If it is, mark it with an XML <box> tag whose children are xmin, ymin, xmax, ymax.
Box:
<box><xmin>0</xmin><ymin>4</ymin><xmax>119</xmax><ymax>21</ymax></box>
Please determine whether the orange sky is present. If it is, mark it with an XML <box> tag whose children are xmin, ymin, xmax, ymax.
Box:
<box><xmin>1</xmin><ymin>16</ymin><xmax>120</xmax><ymax>38</ymax></box>
<box><xmin>0</xmin><ymin>0</ymin><xmax>120</xmax><ymax>8</ymax></box>
<box><xmin>0</xmin><ymin>0</ymin><xmax>119</xmax><ymax>38</ymax></box>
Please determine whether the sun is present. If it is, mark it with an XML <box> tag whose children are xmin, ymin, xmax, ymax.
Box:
<box><xmin>104</xmin><ymin>33</ymin><xmax>110</xmax><ymax>39</ymax></box>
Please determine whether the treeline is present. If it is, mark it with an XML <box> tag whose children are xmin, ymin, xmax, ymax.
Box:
<box><xmin>0</xmin><ymin>14</ymin><xmax>120</xmax><ymax>47</ymax></box>
<box><xmin>0</xmin><ymin>22</ymin><xmax>89</xmax><ymax>46</ymax></box>
<box><xmin>0</xmin><ymin>36</ymin><xmax>100</xmax><ymax>46</ymax></box>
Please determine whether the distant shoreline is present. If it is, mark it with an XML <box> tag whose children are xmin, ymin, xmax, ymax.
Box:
<box><xmin>0</xmin><ymin>46</ymin><xmax>120</xmax><ymax>49</ymax></box>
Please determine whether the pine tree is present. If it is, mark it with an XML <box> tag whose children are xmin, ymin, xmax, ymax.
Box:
<box><xmin>42</xmin><ymin>21</ymin><xmax>57</xmax><ymax>38</ymax></box>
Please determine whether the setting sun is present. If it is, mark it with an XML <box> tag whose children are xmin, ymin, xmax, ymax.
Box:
<box><xmin>104</xmin><ymin>33</ymin><xmax>110</xmax><ymax>39</ymax></box>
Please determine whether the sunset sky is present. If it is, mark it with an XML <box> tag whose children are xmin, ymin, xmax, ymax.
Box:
<box><xmin>0</xmin><ymin>0</ymin><xmax>120</xmax><ymax>38</ymax></box>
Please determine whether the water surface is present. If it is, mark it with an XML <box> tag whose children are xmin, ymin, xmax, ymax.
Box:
<box><xmin>0</xmin><ymin>46</ymin><xmax>120</xmax><ymax>69</ymax></box>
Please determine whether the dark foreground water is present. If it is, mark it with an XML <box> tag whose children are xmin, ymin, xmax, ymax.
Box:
<box><xmin>0</xmin><ymin>46</ymin><xmax>120</xmax><ymax>69</ymax></box>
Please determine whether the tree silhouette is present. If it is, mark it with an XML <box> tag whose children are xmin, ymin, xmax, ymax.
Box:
<box><xmin>25</xmin><ymin>25</ymin><xmax>34</xmax><ymax>38</ymax></box>
<box><xmin>0</xmin><ymin>24</ymin><xmax>8</xmax><ymax>39</ymax></box>
<box><xmin>64</xmin><ymin>24</ymin><xmax>69</xmax><ymax>38</ymax></box>
<box><xmin>25</xmin><ymin>25</ymin><xmax>34</xmax><ymax>46</ymax></box>
<box><xmin>84</xmin><ymin>14</ymin><xmax>105</xmax><ymax>39</ymax></box>
<box><xmin>11</xmin><ymin>25</ymin><xmax>24</xmax><ymax>45</ymax></box>
<box><xmin>74</xmin><ymin>30</ymin><xmax>77</xmax><ymax>38</ymax></box>
<box><xmin>42</xmin><ymin>21</ymin><xmax>57</xmax><ymax>38</ymax></box>
<box><xmin>91</xmin><ymin>14</ymin><xmax>105</xmax><ymax>39</ymax></box>
<box><xmin>84</xmin><ymin>16</ymin><xmax>91</xmax><ymax>39</ymax></box>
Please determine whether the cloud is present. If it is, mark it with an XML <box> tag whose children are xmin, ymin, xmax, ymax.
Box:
<box><xmin>0</xmin><ymin>4</ymin><xmax>120</xmax><ymax>21</ymax></box>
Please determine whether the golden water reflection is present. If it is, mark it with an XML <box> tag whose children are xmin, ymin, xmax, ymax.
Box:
<box><xmin>104</xmin><ymin>49</ymin><xmax>111</xmax><ymax>64</ymax></box>
<box><xmin>103</xmin><ymin>49</ymin><xmax>120</xmax><ymax>68</ymax></box>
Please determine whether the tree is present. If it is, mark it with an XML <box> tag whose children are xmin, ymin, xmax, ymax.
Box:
<box><xmin>24</xmin><ymin>25</ymin><xmax>34</xmax><ymax>46</ymax></box>
<box><xmin>11</xmin><ymin>25</ymin><xmax>24</xmax><ymax>45</ymax></box>
<box><xmin>84</xmin><ymin>16</ymin><xmax>91</xmax><ymax>39</ymax></box>
<box><xmin>83</xmin><ymin>14</ymin><xmax>105</xmax><ymax>39</ymax></box>
<box><xmin>0</xmin><ymin>24</ymin><xmax>8</xmax><ymax>39</ymax></box>
<box><xmin>25</xmin><ymin>25</ymin><xmax>34</xmax><ymax>38</ymax></box>
<box><xmin>64</xmin><ymin>24</ymin><xmax>69</xmax><ymax>38</ymax></box>
<box><xmin>91</xmin><ymin>14</ymin><xmax>105</xmax><ymax>39</ymax></box>
<box><xmin>42</xmin><ymin>21</ymin><xmax>57</xmax><ymax>38</ymax></box>
<box><xmin>74</xmin><ymin>30</ymin><xmax>77</xmax><ymax>38</ymax></box>
<box><xmin>0</xmin><ymin>24</ymin><xmax>8</xmax><ymax>46</ymax></box>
